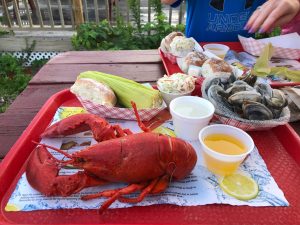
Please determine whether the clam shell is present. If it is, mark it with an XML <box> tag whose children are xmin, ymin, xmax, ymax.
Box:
<box><xmin>242</xmin><ymin>101</ymin><xmax>273</xmax><ymax>121</ymax></box>
<box><xmin>228</xmin><ymin>91</ymin><xmax>262</xmax><ymax>106</ymax></box>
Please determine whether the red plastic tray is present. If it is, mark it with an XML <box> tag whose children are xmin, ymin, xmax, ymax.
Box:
<box><xmin>1</xmin><ymin>89</ymin><xmax>300</xmax><ymax>225</ymax></box>
<box><xmin>160</xmin><ymin>42</ymin><xmax>300</xmax><ymax>88</ymax></box>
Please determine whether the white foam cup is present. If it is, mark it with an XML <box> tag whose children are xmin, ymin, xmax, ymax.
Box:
<box><xmin>169</xmin><ymin>96</ymin><xmax>215</xmax><ymax>141</ymax></box>
<box><xmin>198</xmin><ymin>124</ymin><xmax>254</xmax><ymax>176</ymax></box>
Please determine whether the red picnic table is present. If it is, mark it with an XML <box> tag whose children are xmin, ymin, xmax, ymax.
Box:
<box><xmin>0</xmin><ymin>42</ymin><xmax>300</xmax><ymax>224</ymax></box>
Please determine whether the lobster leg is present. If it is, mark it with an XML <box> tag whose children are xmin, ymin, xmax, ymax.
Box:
<box><xmin>118</xmin><ymin>175</ymin><xmax>170</xmax><ymax>203</ymax></box>
<box><xmin>131</xmin><ymin>101</ymin><xmax>151</xmax><ymax>132</ymax></box>
<box><xmin>81</xmin><ymin>183</ymin><xmax>147</xmax><ymax>201</ymax></box>
<box><xmin>99</xmin><ymin>179</ymin><xmax>159</xmax><ymax>213</ymax></box>
<box><xmin>81</xmin><ymin>178</ymin><xmax>162</xmax><ymax>212</ymax></box>
<box><xmin>81</xmin><ymin>188</ymin><xmax>122</xmax><ymax>199</ymax></box>
<box><xmin>148</xmin><ymin>174</ymin><xmax>170</xmax><ymax>194</ymax></box>
<box><xmin>118</xmin><ymin>178</ymin><xmax>161</xmax><ymax>204</ymax></box>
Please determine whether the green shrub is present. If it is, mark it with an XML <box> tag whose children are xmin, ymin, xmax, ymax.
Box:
<box><xmin>0</xmin><ymin>54</ymin><xmax>23</xmax><ymax>77</ymax></box>
<box><xmin>71</xmin><ymin>1</ymin><xmax>185</xmax><ymax>50</ymax></box>
<box><xmin>0</xmin><ymin>39</ymin><xmax>51</xmax><ymax>113</ymax></box>
<box><xmin>30</xmin><ymin>58</ymin><xmax>49</xmax><ymax>74</ymax></box>
<box><xmin>0</xmin><ymin>54</ymin><xmax>34</xmax><ymax>113</ymax></box>
<box><xmin>0</xmin><ymin>73</ymin><xmax>31</xmax><ymax>113</ymax></box>
<box><xmin>72</xmin><ymin>20</ymin><xmax>139</xmax><ymax>50</ymax></box>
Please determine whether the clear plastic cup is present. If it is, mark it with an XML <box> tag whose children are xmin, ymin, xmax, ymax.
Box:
<box><xmin>169</xmin><ymin>96</ymin><xmax>215</xmax><ymax>141</ymax></box>
<box><xmin>203</xmin><ymin>44</ymin><xmax>230</xmax><ymax>59</ymax></box>
<box><xmin>199</xmin><ymin>124</ymin><xmax>254</xmax><ymax>176</ymax></box>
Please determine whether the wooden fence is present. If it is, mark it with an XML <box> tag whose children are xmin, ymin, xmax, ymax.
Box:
<box><xmin>0</xmin><ymin>0</ymin><xmax>186</xmax><ymax>31</ymax></box>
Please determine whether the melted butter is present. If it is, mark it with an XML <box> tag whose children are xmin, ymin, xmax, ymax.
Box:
<box><xmin>204</xmin><ymin>134</ymin><xmax>246</xmax><ymax>155</ymax></box>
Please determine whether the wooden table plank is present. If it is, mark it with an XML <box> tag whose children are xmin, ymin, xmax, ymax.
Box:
<box><xmin>48</xmin><ymin>50</ymin><xmax>161</xmax><ymax>64</ymax></box>
<box><xmin>30</xmin><ymin>63</ymin><xmax>165</xmax><ymax>84</ymax></box>
<box><xmin>0</xmin><ymin>84</ymin><xmax>70</xmax><ymax>158</ymax></box>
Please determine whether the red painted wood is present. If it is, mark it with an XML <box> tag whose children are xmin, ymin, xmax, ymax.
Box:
<box><xmin>30</xmin><ymin>63</ymin><xmax>165</xmax><ymax>84</ymax></box>
<box><xmin>48</xmin><ymin>50</ymin><xmax>161</xmax><ymax>64</ymax></box>
<box><xmin>0</xmin><ymin>84</ymin><xmax>70</xmax><ymax>158</ymax></box>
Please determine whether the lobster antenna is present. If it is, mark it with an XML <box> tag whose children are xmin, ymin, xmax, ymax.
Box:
<box><xmin>131</xmin><ymin>101</ymin><xmax>150</xmax><ymax>132</ymax></box>
<box><xmin>32</xmin><ymin>141</ymin><xmax>72</xmax><ymax>159</ymax></box>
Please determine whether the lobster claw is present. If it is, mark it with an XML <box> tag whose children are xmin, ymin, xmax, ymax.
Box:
<box><xmin>26</xmin><ymin>145</ymin><xmax>107</xmax><ymax>196</ymax></box>
<box><xmin>41</xmin><ymin>113</ymin><xmax>118</xmax><ymax>142</ymax></box>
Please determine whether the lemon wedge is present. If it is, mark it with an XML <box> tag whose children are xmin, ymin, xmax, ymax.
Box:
<box><xmin>220</xmin><ymin>174</ymin><xmax>259</xmax><ymax>201</ymax></box>
<box><xmin>153</xmin><ymin>126</ymin><xmax>176</xmax><ymax>137</ymax></box>
<box><xmin>59</xmin><ymin>107</ymin><xmax>86</xmax><ymax>119</ymax></box>
<box><xmin>5</xmin><ymin>203</ymin><xmax>19</xmax><ymax>212</ymax></box>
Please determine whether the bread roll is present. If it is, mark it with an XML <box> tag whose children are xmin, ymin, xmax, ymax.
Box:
<box><xmin>201</xmin><ymin>58</ymin><xmax>233</xmax><ymax>78</ymax></box>
<box><xmin>70</xmin><ymin>78</ymin><xmax>117</xmax><ymax>106</ymax></box>
<box><xmin>182</xmin><ymin>51</ymin><xmax>209</xmax><ymax>73</ymax></box>
<box><xmin>170</xmin><ymin>36</ymin><xmax>195</xmax><ymax>57</ymax></box>
<box><xmin>163</xmin><ymin>31</ymin><xmax>184</xmax><ymax>52</ymax></box>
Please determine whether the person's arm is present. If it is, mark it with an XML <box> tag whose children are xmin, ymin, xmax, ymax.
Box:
<box><xmin>161</xmin><ymin>0</ymin><xmax>179</xmax><ymax>5</ymax></box>
<box><xmin>161</xmin><ymin>0</ymin><xmax>183</xmax><ymax>7</ymax></box>
<box><xmin>245</xmin><ymin>0</ymin><xmax>300</xmax><ymax>33</ymax></box>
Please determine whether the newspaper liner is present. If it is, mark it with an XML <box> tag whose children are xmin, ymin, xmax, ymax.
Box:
<box><xmin>77</xmin><ymin>96</ymin><xmax>166</xmax><ymax>121</ymax></box>
<box><xmin>201</xmin><ymin>77</ymin><xmax>290</xmax><ymax>131</ymax></box>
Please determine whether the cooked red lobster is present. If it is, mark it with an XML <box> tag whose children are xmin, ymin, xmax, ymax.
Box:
<box><xmin>26</xmin><ymin>103</ymin><xmax>197</xmax><ymax>212</ymax></box>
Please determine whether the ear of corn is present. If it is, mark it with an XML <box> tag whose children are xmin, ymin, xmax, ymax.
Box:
<box><xmin>78</xmin><ymin>71</ymin><xmax>163</xmax><ymax>109</ymax></box>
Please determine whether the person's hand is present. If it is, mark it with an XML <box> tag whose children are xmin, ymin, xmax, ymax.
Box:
<box><xmin>245</xmin><ymin>0</ymin><xmax>300</xmax><ymax>33</ymax></box>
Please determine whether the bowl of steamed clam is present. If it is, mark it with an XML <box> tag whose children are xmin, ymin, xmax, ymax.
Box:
<box><xmin>202</xmin><ymin>74</ymin><xmax>290</xmax><ymax>131</ymax></box>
